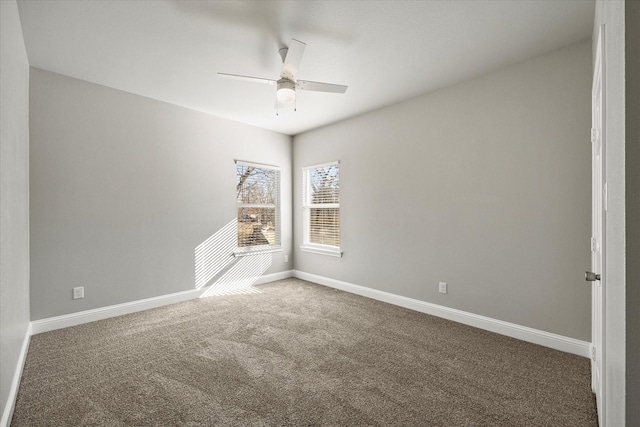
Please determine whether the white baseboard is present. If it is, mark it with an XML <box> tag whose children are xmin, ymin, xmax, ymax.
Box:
<box><xmin>17</xmin><ymin>268</ymin><xmax>590</xmax><ymax>427</ymax></box>
<box><xmin>31</xmin><ymin>270</ymin><xmax>294</xmax><ymax>335</ymax></box>
<box><xmin>1</xmin><ymin>323</ymin><xmax>31</xmax><ymax>427</ymax></box>
<box><xmin>293</xmin><ymin>270</ymin><xmax>591</xmax><ymax>358</ymax></box>
<box><xmin>29</xmin><ymin>268</ymin><xmax>590</xmax><ymax>358</ymax></box>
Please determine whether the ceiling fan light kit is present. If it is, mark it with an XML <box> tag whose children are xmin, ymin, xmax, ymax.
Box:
<box><xmin>219</xmin><ymin>39</ymin><xmax>347</xmax><ymax>112</ymax></box>
<box><xmin>276</xmin><ymin>79</ymin><xmax>296</xmax><ymax>104</ymax></box>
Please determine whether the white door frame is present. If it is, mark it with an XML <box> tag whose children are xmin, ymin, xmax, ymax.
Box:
<box><xmin>591</xmin><ymin>24</ymin><xmax>606</xmax><ymax>426</ymax></box>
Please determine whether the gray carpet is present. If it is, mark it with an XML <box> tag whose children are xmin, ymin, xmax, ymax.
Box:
<box><xmin>12</xmin><ymin>278</ymin><xmax>598</xmax><ymax>426</ymax></box>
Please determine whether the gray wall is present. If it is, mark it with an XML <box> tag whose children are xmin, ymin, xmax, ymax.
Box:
<box><xmin>625</xmin><ymin>1</ymin><xmax>639</xmax><ymax>423</ymax></box>
<box><xmin>29</xmin><ymin>69</ymin><xmax>292</xmax><ymax>320</ymax></box>
<box><xmin>0</xmin><ymin>0</ymin><xmax>31</xmax><ymax>422</ymax></box>
<box><xmin>593</xmin><ymin>1</ymin><xmax>627</xmax><ymax>425</ymax></box>
<box><xmin>293</xmin><ymin>41</ymin><xmax>592</xmax><ymax>341</ymax></box>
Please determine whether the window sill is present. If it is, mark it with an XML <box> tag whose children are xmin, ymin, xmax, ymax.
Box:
<box><xmin>233</xmin><ymin>246</ymin><xmax>283</xmax><ymax>257</ymax></box>
<box><xmin>300</xmin><ymin>245</ymin><xmax>343</xmax><ymax>258</ymax></box>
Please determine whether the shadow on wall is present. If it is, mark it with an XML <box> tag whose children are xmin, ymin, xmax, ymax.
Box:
<box><xmin>194</xmin><ymin>219</ymin><xmax>271</xmax><ymax>297</ymax></box>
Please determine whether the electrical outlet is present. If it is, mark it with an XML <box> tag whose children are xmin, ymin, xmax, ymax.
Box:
<box><xmin>73</xmin><ymin>286</ymin><xmax>84</xmax><ymax>300</ymax></box>
<box><xmin>439</xmin><ymin>282</ymin><xmax>447</xmax><ymax>294</ymax></box>
<box><xmin>284</xmin><ymin>255</ymin><xmax>289</xmax><ymax>263</ymax></box>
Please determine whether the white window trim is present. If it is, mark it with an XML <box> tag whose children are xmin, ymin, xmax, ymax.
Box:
<box><xmin>235</xmin><ymin>160</ymin><xmax>281</xmax><ymax>255</ymax></box>
<box><xmin>301</xmin><ymin>161</ymin><xmax>341</xmax><ymax>257</ymax></box>
<box><xmin>233</xmin><ymin>246</ymin><xmax>283</xmax><ymax>257</ymax></box>
<box><xmin>300</xmin><ymin>244</ymin><xmax>342</xmax><ymax>257</ymax></box>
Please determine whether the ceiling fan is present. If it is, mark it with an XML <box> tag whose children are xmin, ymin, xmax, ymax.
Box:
<box><xmin>218</xmin><ymin>39</ymin><xmax>348</xmax><ymax>108</ymax></box>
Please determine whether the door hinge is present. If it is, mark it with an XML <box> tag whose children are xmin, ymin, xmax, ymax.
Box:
<box><xmin>591</xmin><ymin>345</ymin><xmax>597</xmax><ymax>362</ymax></box>
<box><xmin>591</xmin><ymin>237</ymin><xmax>597</xmax><ymax>252</ymax></box>
<box><xmin>603</xmin><ymin>182</ymin><xmax>608</xmax><ymax>212</ymax></box>
<box><xmin>591</xmin><ymin>128</ymin><xmax>597</xmax><ymax>143</ymax></box>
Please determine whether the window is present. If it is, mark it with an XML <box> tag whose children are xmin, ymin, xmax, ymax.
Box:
<box><xmin>235</xmin><ymin>161</ymin><xmax>281</xmax><ymax>255</ymax></box>
<box><xmin>302</xmin><ymin>161</ymin><xmax>341</xmax><ymax>257</ymax></box>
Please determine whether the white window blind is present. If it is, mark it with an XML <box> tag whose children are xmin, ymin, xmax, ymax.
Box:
<box><xmin>236</xmin><ymin>161</ymin><xmax>281</xmax><ymax>251</ymax></box>
<box><xmin>302</xmin><ymin>162</ymin><xmax>341</xmax><ymax>256</ymax></box>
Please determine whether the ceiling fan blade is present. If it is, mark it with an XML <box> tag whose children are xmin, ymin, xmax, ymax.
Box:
<box><xmin>280</xmin><ymin>39</ymin><xmax>306</xmax><ymax>80</ymax></box>
<box><xmin>297</xmin><ymin>80</ymin><xmax>348</xmax><ymax>94</ymax></box>
<box><xmin>217</xmin><ymin>73</ymin><xmax>276</xmax><ymax>85</ymax></box>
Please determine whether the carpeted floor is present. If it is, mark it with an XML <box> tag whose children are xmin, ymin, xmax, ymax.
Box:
<box><xmin>11</xmin><ymin>278</ymin><xmax>598</xmax><ymax>426</ymax></box>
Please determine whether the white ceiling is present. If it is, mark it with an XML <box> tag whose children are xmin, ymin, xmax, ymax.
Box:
<box><xmin>17</xmin><ymin>0</ymin><xmax>595</xmax><ymax>136</ymax></box>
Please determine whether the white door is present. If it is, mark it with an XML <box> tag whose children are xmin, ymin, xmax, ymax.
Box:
<box><xmin>590</xmin><ymin>25</ymin><xmax>606</xmax><ymax>426</ymax></box>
